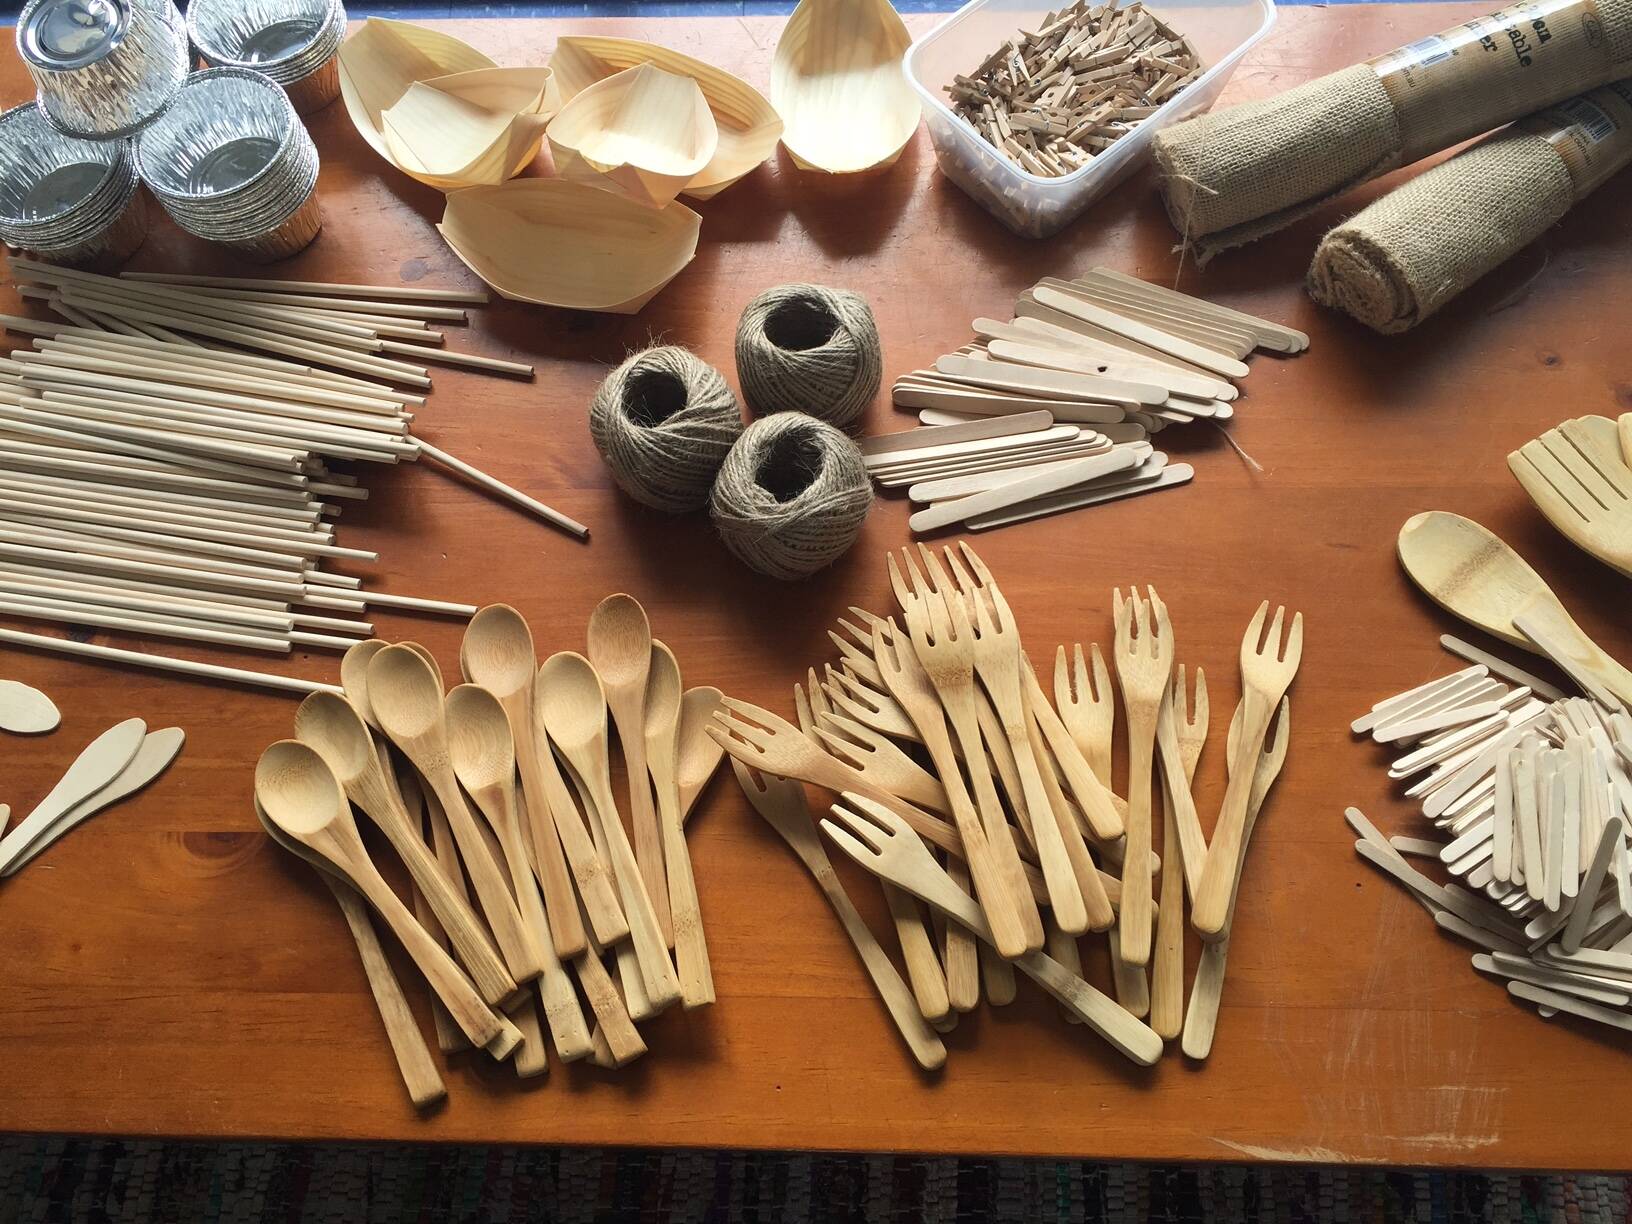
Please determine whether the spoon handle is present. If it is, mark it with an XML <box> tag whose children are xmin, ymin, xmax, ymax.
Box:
<box><xmin>584</xmin><ymin>773</ymin><xmax>681</xmax><ymax>1010</ymax></box>
<box><xmin>428</xmin><ymin>770</ymin><xmax>545</xmax><ymax>984</ymax></box>
<box><xmin>654</xmin><ymin>763</ymin><xmax>713</xmax><ymax>1008</ymax></box>
<box><xmin>617</xmin><ymin>714</ymin><xmax>673</xmax><ymax>946</ymax></box>
<box><xmin>323</xmin><ymin>874</ymin><xmax>447</xmax><ymax>1109</ymax></box>
<box><xmin>511</xmin><ymin>717</ymin><xmax>589</xmax><ymax>960</ymax></box>
<box><xmin>346</xmin><ymin>851</ymin><xmax>506</xmax><ymax>1051</ymax></box>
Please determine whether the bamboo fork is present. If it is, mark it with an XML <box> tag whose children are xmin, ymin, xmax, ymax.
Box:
<box><xmin>1151</xmin><ymin>665</ymin><xmax>1206</xmax><ymax>1039</ymax></box>
<box><xmin>919</xmin><ymin>543</ymin><xmax>1088</xmax><ymax>935</ymax></box>
<box><xmin>1155</xmin><ymin>665</ymin><xmax>1210</xmax><ymax>900</ymax></box>
<box><xmin>1112</xmin><ymin>587</ymin><xmax>1174</xmax><ymax>967</ymax></box>
<box><xmin>794</xmin><ymin>677</ymin><xmax>952</xmax><ymax>1022</ymax></box>
<box><xmin>1193</xmin><ymin>603</ymin><xmax>1303</xmax><ymax>938</ymax></box>
<box><xmin>871</xmin><ymin>591</ymin><xmax>1042</xmax><ymax>958</ymax></box>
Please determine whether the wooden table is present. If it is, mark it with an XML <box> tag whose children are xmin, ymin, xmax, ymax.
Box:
<box><xmin>1</xmin><ymin>3</ymin><xmax>1629</xmax><ymax>1172</ymax></box>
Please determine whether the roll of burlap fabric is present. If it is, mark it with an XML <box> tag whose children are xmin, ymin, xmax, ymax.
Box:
<box><xmin>1152</xmin><ymin>0</ymin><xmax>1632</xmax><ymax>261</ymax></box>
<box><xmin>1308</xmin><ymin>80</ymin><xmax>1632</xmax><ymax>332</ymax></box>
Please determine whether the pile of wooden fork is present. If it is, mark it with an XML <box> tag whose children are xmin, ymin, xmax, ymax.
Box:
<box><xmin>711</xmin><ymin>543</ymin><xmax>1303</xmax><ymax>1067</ymax></box>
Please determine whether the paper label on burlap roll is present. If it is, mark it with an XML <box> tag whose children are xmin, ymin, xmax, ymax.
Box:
<box><xmin>1369</xmin><ymin>0</ymin><xmax>1622</xmax><ymax>161</ymax></box>
<box><xmin>1520</xmin><ymin>79</ymin><xmax>1632</xmax><ymax>195</ymax></box>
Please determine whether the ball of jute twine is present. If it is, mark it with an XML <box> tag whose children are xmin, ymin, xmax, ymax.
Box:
<box><xmin>589</xmin><ymin>345</ymin><xmax>743</xmax><ymax>514</ymax></box>
<box><xmin>710</xmin><ymin>412</ymin><xmax>874</xmax><ymax>581</ymax></box>
<box><xmin>734</xmin><ymin>283</ymin><xmax>881</xmax><ymax>431</ymax></box>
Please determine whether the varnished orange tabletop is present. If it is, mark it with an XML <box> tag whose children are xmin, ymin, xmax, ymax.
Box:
<box><xmin>1</xmin><ymin>4</ymin><xmax>1629</xmax><ymax>1171</ymax></box>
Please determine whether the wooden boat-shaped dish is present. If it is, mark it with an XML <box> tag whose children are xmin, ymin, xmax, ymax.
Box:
<box><xmin>548</xmin><ymin>63</ymin><xmax>718</xmax><ymax>208</ymax></box>
<box><xmin>340</xmin><ymin>19</ymin><xmax>554</xmax><ymax>190</ymax></box>
<box><xmin>771</xmin><ymin>0</ymin><xmax>920</xmax><ymax>174</ymax></box>
<box><xmin>438</xmin><ymin>178</ymin><xmax>702</xmax><ymax>314</ymax></box>
<box><xmin>548</xmin><ymin>35</ymin><xmax>783</xmax><ymax>199</ymax></box>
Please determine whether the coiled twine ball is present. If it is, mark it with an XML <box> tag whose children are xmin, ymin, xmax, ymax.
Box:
<box><xmin>734</xmin><ymin>283</ymin><xmax>882</xmax><ymax>431</ymax></box>
<box><xmin>588</xmin><ymin>345</ymin><xmax>743</xmax><ymax>514</ymax></box>
<box><xmin>709</xmin><ymin>412</ymin><xmax>874</xmax><ymax>581</ymax></box>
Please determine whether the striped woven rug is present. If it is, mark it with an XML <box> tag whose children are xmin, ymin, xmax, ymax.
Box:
<box><xmin>0</xmin><ymin>1139</ymin><xmax>1624</xmax><ymax>1223</ymax></box>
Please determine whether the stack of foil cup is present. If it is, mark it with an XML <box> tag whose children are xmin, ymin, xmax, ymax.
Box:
<box><xmin>0</xmin><ymin>101</ymin><xmax>148</xmax><ymax>265</ymax></box>
<box><xmin>187</xmin><ymin>0</ymin><xmax>347</xmax><ymax>116</ymax></box>
<box><xmin>16</xmin><ymin>0</ymin><xmax>189</xmax><ymax>138</ymax></box>
<box><xmin>135</xmin><ymin>66</ymin><xmax>322</xmax><ymax>261</ymax></box>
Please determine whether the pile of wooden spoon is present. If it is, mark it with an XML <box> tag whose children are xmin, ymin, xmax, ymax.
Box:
<box><xmin>712</xmin><ymin>543</ymin><xmax>1302</xmax><ymax>1067</ymax></box>
<box><xmin>255</xmin><ymin>595</ymin><xmax>726</xmax><ymax>1107</ymax></box>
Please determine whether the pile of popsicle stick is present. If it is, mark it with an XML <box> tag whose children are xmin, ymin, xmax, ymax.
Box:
<box><xmin>256</xmin><ymin>599</ymin><xmax>727</xmax><ymax>1105</ymax></box>
<box><xmin>1351</xmin><ymin>634</ymin><xmax>1632</xmax><ymax>1035</ymax></box>
<box><xmin>883</xmin><ymin>267</ymin><xmax>1307</xmax><ymax>533</ymax></box>
<box><xmin>0</xmin><ymin>264</ymin><xmax>585</xmax><ymax>696</ymax></box>
<box><xmin>712</xmin><ymin>544</ymin><xmax>1303</xmax><ymax>1069</ymax></box>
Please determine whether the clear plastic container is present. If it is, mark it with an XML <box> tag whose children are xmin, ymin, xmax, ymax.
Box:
<box><xmin>905</xmin><ymin>0</ymin><xmax>1276</xmax><ymax>238</ymax></box>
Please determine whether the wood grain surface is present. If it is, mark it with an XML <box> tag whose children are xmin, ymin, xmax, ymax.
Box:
<box><xmin>1</xmin><ymin>5</ymin><xmax>1630</xmax><ymax>1169</ymax></box>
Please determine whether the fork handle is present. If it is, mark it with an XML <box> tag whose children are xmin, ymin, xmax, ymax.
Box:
<box><xmin>1118</xmin><ymin>721</ymin><xmax>1157</xmax><ymax>967</ymax></box>
<box><xmin>1019</xmin><ymin>950</ymin><xmax>1163</xmax><ymax>1066</ymax></box>
<box><xmin>1193</xmin><ymin>696</ymin><xmax>1272</xmax><ymax>937</ymax></box>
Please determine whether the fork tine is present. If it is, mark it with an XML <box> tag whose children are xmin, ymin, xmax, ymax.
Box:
<box><xmin>916</xmin><ymin>542</ymin><xmax>955</xmax><ymax>596</ymax></box>
<box><xmin>1283</xmin><ymin>611</ymin><xmax>1304</xmax><ymax>667</ymax></box>
<box><xmin>1057</xmin><ymin>645</ymin><xmax>1075</xmax><ymax>704</ymax></box>
<box><xmin>1266</xmin><ymin>696</ymin><xmax>1291</xmax><ymax>762</ymax></box>
<box><xmin>943</xmin><ymin>543</ymin><xmax>979</xmax><ymax>596</ymax></box>
<box><xmin>1091</xmin><ymin>643</ymin><xmax>1110</xmax><ymax>705</ymax></box>
<box><xmin>814</xmin><ymin>726</ymin><xmax>869</xmax><ymax>767</ymax></box>
<box><xmin>1172</xmin><ymin>663</ymin><xmax>1189</xmax><ymax>721</ymax></box>
<box><xmin>794</xmin><ymin>682</ymin><xmax>815</xmax><ymax>737</ymax></box>
<box><xmin>808</xmin><ymin>669</ymin><xmax>831</xmax><ymax>720</ymax></box>
<box><xmin>1264</xmin><ymin>605</ymin><xmax>1286</xmax><ymax>656</ymax></box>
<box><xmin>1190</xmin><ymin>665</ymin><xmax>1209</xmax><ymax>731</ymax></box>
<box><xmin>1241</xmin><ymin>600</ymin><xmax>1268</xmax><ymax>658</ymax></box>
<box><xmin>834</xmin><ymin>617</ymin><xmax>869</xmax><ymax>649</ymax></box>
<box><xmin>1132</xmin><ymin>588</ymin><xmax>1150</xmax><ymax>645</ymax></box>
<box><xmin>1113</xmin><ymin>589</ymin><xmax>1130</xmax><ymax>645</ymax></box>
<box><xmin>708</xmin><ymin>717</ymin><xmax>769</xmax><ymax>757</ymax></box>
<box><xmin>1148</xmin><ymin>586</ymin><xmax>1171</xmax><ymax>650</ymax></box>
<box><xmin>840</xmin><ymin>792</ymin><xmax>904</xmax><ymax>834</ymax></box>
<box><xmin>729</xmin><ymin>756</ymin><xmax>769</xmax><ymax>796</ymax></box>
<box><xmin>821</xmin><ymin>709</ymin><xmax>879</xmax><ymax>746</ymax></box>
<box><xmin>849</xmin><ymin>606</ymin><xmax>885</xmax><ymax>628</ymax></box>
<box><xmin>820</xmin><ymin>814</ymin><xmax>886</xmax><ymax>862</ymax></box>
<box><xmin>957</xmin><ymin>541</ymin><xmax>996</xmax><ymax>589</ymax></box>
<box><xmin>886</xmin><ymin>552</ymin><xmax>912</xmax><ymax>610</ymax></box>
<box><xmin>1514</xmin><ymin>444</ymin><xmax>1592</xmax><ymax>523</ymax></box>
<box><xmin>1547</xmin><ymin>429</ymin><xmax>1621</xmax><ymax>508</ymax></box>
<box><xmin>710</xmin><ymin>708</ymin><xmax>773</xmax><ymax>746</ymax></box>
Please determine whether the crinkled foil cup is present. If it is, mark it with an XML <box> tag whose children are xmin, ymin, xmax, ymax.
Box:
<box><xmin>187</xmin><ymin>0</ymin><xmax>346</xmax><ymax>115</ymax></box>
<box><xmin>0</xmin><ymin>101</ymin><xmax>148</xmax><ymax>264</ymax></box>
<box><xmin>17</xmin><ymin>0</ymin><xmax>189</xmax><ymax>139</ymax></box>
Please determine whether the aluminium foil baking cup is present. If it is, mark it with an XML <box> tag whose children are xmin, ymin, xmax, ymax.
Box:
<box><xmin>187</xmin><ymin>0</ymin><xmax>347</xmax><ymax>115</ymax></box>
<box><xmin>135</xmin><ymin>66</ymin><xmax>322</xmax><ymax>259</ymax></box>
<box><xmin>0</xmin><ymin>101</ymin><xmax>148</xmax><ymax>264</ymax></box>
<box><xmin>17</xmin><ymin>0</ymin><xmax>189</xmax><ymax>139</ymax></box>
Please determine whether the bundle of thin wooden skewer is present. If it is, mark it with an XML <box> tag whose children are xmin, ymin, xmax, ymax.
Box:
<box><xmin>0</xmin><ymin>264</ymin><xmax>587</xmax><ymax>694</ymax></box>
<box><xmin>256</xmin><ymin>598</ymin><xmax>726</xmax><ymax>1104</ymax></box>
<box><xmin>1351</xmin><ymin>634</ymin><xmax>1632</xmax><ymax>1035</ymax></box>
<box><xmin>881</xmin><ymin>268</ymin><xmax>1307</xmax><ymax>532</ymax></box>
<box><xmin>712</xmin><ymin>543</ymin><xmax>1302</xmax><ymax>1067</ymax></box>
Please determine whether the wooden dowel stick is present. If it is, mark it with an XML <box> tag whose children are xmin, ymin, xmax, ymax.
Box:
<box><xmin>377</xmin><ymin>340</ymin><xmax>534</xmax><ymax>379</ymax></box>
<box><xmin>0</xmin><ymin>626</ymin><xmax>343</xmax><ymax>696</ymax></box>
<box><xmin>354</xmin><ymin>590</ymin><xmax>479</xmax><ymax>617</ymax></box>
<box><xmin>0</xmin><ymin>590</ymin><xmax>293</xmax><ymax>652</ymax></box>
<box><xmin>122</xmin><ymin>271</ymin><xmax>489</xmax><ymax>304</ymax></box>
<box><xmin>0</xmin><ymin>472</ymin><xmax>322</xmax><ymax>530</ymax></box>
<box><xmin>0</xmin><ymin>440</ymin><xmax>315</xmax><ymax>505</ymax></box>
<box><xmin>0</xmin><ymin>500</ymin><xmax>347</xmax><ymax>566</ymax></box>
<box><xmin>0</xmin><ymin>535</ymin><xmax>308</xmax><ymax>600</ymax></box>
<box><xmin>414</xmin><ymin>440</ymin><xmax>588</xmax><ymax>540</ymax></box>
<box><xmin>0</xmin><ymin>562</ymin><xmax>290</xmax><ymax>612</ymax></box>
<box><xmin>162</xmin><ymin>285</ymin><xmax>470</xmax><ymax>322</ymax></box>
<box><xmin>0</xmin><ymin>404</ymin><xmax>311</xmax><ymax>481</ymax></box>
<box><xmin>0</xmin><ymin>570</ymin><xmax>295</xmax><ymax>630</ymax></box>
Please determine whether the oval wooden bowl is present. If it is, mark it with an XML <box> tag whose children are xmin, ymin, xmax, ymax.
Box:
<box><xmin>339</xmin><ymin>19</ymin><xmax>554</xmax><ymax>191</ymax></box>
<box><xmin>548</xmin><ymin>35</ymin><xmax>783</xmax><ymax>199</ymax></box>
<box><xmin>438</xmin><ymin>178</ymin><xmax>702</xmax><ymax>314</ymax></box>
<box><xmin>547</xmin><ymin>63</ymin><xmax>719</xmax><ymax>209</ymax></box>
<box><xmin>771</xmin><ymin>0</ymin><xmax>920</xmax><ymax>175</ymax></box>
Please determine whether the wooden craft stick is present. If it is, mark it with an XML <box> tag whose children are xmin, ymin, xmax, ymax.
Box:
<box><xmin>863</xmin><ymin>424</ymin><xmax>1081</xmax><ymax>472</ymax></box>
<box><xmin>889</xmin><ymin>443</ymin><xmax>1119</xmax><ymax>492</ymax></box>
<box><xmin>935</xmin><ymin>353</ymin><xmax>1165</xmax><ymax>406</ymax></box>
<box><xmin>122</xmin><ymin>272</ymin><xmax>490</xmax><ymax>304</ymax></box>
<box><xmin>968</xmin><ymin>462</ymin><xmax>1191</xmax><ymax>530</ymax></box>
<box><xmin>1007</xmin><ymin>311</ymin><xmax>1240</xmax><ymax>395</ymax></box>
<box><xmin>858</xmin><ymin>410</ymin><xmax>1055</xmax><ymax>457</ymax></box>
<box><xmin>1508</xmin><ymin>979</ymin><xmax>1632</xmax><ymax>1032</ymax></box>
<box><xmin>1032</xmin><ymin>286</ymin><xmax>1251</xmax><ymax>379</ymax></box>
<box><xmin>1440</xmin><ymin>635</ymin><xmax>1569</xmax><ymax>701</ymax></box>
<box><xmin>911</xmin><ymin>450</ymin><xmax>1166</xmax><ymax>503</ymax></box>
<box><xmin>908</xmin><ymin>445</ymin><xmax>1148</xmax><ymax>534</ymax></box>
<box><xmin>893</xmin><ymin>382</ymin><xmax>1126</xmax><ymax>424</ymax></box>
<box><xmin>973</xmin><ymin>318</ymin><xmax>1234</xmax><ymax>401</ymax></box>
<box><xmin>1085</xmin><ymin>267</ymin><xmax>1310</xmax><ymax>350</ymax></box>
<box><xmin>1040</xmin><ymin>279</ymin><xmax>1256</xmax><ymax>358</ymax></box>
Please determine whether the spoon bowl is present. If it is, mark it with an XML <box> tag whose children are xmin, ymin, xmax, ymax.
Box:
<box><xmin>586</xmin><ymin>593</ymin><xmax>652</xmax><ymax>688</ymax></box>
<box><xmin>677</xmin><ymin>685</ymin><xmax>725</xmax><ymax>823</ymax></box>
<box><xmin>255</xmin><ymin>739</ymin><xmax>350</xmax><ymax>839</ymax></box>
<box><xmin>536</xmin><ymin>651</ymin><xmax>608</xmax><ymax>753</ymax></box>
<box><xmin>446</xmin><ymin>683</ymin><xmax>516</xmax><ymax>792</ymax></box>
<box><xmin>294</xmin><ymin>690</ymin><xmax>378</xmax><ymax>785</ymax></box>
<box><xmin>460</xmin><ymin>604</ymin><xmax>537</xmax><ymax>698</ymax></box>
<box><xmin>368</xmin><ymin>644</ymin><xmax>448</xmax><ymax>742</ymax></box>
<box><xmin>341</xmin><ymin>638</ymin><xmax>389</xmax><ymax>728</ymax></box>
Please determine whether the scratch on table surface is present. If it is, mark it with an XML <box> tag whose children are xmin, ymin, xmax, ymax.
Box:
<box><xmin>1215</xmin><ymin>1140</ymin><xmax>1354</xmax><ymax>1164</ymax></box>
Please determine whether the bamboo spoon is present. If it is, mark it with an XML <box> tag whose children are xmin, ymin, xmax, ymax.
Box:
<box><xmin>341</xmin><ymin>639</ymin><xmax>390</xmax><ymax>730</ymax></box>
<box><xmin>1397</xmin><ymin>511</ymin><xmax>1632</xmax><ymax>708</ymax></box>
<box><xmin>824</xmin><ymin>795</ymin><xmax>1164</xmax><ymax>1066</ymax></box>
<box><xmin>677</xmin><ymin>686</ymin><xmax>725</xmax><ymax>825</ymax></box>
<box><xmin>1151</xmin><ymin>667</ymin><xmax>1205</xmax><ymax>1040</ymax></box>
<box><xmin>1111</xmin><ymin>587</ymin><xmax>1174</xmax><ymax>967</ymax></box>
<box><xmin>1182</xmin><ymin>699</ymin><xmax>1289</xmax><ymax>1060</ymax></box>
<box><xmin>460</xmin><ymin>604</ymin><xmax>618</xmax><ymax>951</ymax></box>
<box><xmin>0</xmin><ymin>718</ymin><xmax>146</xmax><ymax>874</ymax></box>
<box><xmin>445</xmin><ymin>684</ymin><xmax>556</xmax><ymax>977</ymax></box>
<box><xmin>586</xmin><ymin>593</ymin><xmax>671</xmax><ymax>944</ymax></box>
<box><xmin>0</xmin><ymin>678</ymin><xmax>58</xmax><ymax>733</ymax></box>
<box><xmin>397</xmin><ymin>767</ymin><xmax>470</xmax><ymax>1053</ymax></box>
<box><xmin>645</xmin><ymin>641</ymin><xmax>713</xmax><ymax>1007</ymax></box>
<box><xmin>254</xmin><ymin>740</ymin><xmax>515</xmax><ymax>1055</ymax></box>
<box><xmin>1</xmin><ymin>726</ymin><xmax>184</xmax><ymax>876</ymax></box>
<box><xmin>1192</xmin><ymin>603</ymin><xmax>1303</xmax><ymax>938</ymax></box>
<box><xmin>254</xmin><ymin>799</ymin><xmax>447</xmax><ymax>1109</ymax></box>
<box><xmin>535</xmin><ymin>651</ymin><xmax>681</xmax><ymax>1009</ymax></box>
<box><xmin>294</xmin><ymin>691</ymin><xmax>516</xmax><ymax>1006</ymax></box>
<box><xmin>734</xmin><ymin>760</ymin><xmax>945</xmax><ymax>1069</ymax></box>
<box><xmin>366</xmin><ymin>644</ymin><xmax>544</xmax><ymax>983</ymax></box>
